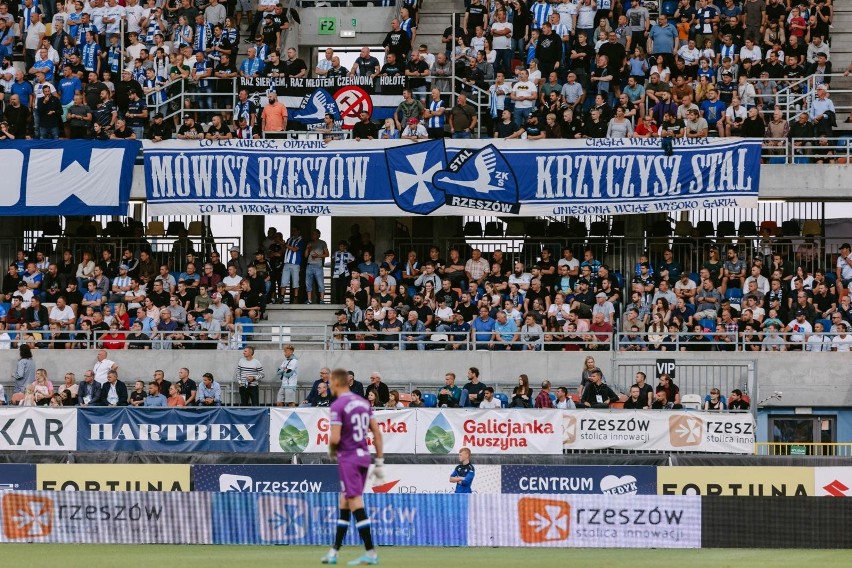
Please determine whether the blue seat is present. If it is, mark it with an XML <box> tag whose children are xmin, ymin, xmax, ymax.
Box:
<box><xmin>459</xmin><ymin>389</ymin><xmax>469</xmax><ymax>407</ymax></box>
<box><xmin>699</xmin><ymin>318</ymin><xmax>716</xmax><ymax>331</ymax></box>
<box><xmin>817</xmin><ymin>319</ymin><xmax>832</xmax><ymax>332</ymax></box>
<box><xmin>725</xmin><ymin>288</ymin><xmax>743</xmax><ymax>300</ymax></box>
<box><xmin>612</xmin><ymin>271</ymin><xmax>624</xmax><ymax>289</ymax></box>
<box><xmin>549</xmin><ymin>393</ymin><xmax>556</xmax><ymax>402</ymax></box>
<box><xmin>494</xmin><ymin>393</ymin><xmax>509</xmax><ymax>408</ymax></box>
<box><xmin>689</xmin><ymin>272</ymin><xmax>700</xmax><ymax>285</ymax></box>
<box><xmin>422</xmin><ymin>393</ymin><xmax>437</xmax><ymax>408</ymax></box>
<box><xmin>704</xmin><ymin>394</ymin><xmax>728</xmax><ymax>408</ymax></box>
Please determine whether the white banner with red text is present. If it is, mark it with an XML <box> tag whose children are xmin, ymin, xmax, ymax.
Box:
<box><xmin>562</xmin><ymin>410</ymin><xmax>755</xmax><ymax>454</ymax></box>
<box><xmin>269</xmin><ymin>408</ymin><xmax>417</xmax><ymax>454</ymax></box>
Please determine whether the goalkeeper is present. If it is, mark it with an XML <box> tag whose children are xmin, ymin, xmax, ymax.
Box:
<box><xmin>322</xmin><ymin>368</ymin><xmax>384</xmax><ymax>566</ymax></box>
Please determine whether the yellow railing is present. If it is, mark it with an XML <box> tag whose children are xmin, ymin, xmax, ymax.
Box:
<box><xmin>755</xmin><ymin>443</ymin><xmax>852</xmax><ymax>457</ymax></box>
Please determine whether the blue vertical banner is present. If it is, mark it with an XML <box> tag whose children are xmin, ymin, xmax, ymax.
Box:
<box><xmin>143</xmin><ymin>138</ymin><xmax>761</xmax><ymax>216</ymax></box>
<box><xmin>211</xmin><ymin>493</ymin><xmax>470</xmax><ymax>546</ymax></box>
<box><xmin>0</xmin><ymin>141</ymin><xmax>139</xmax><ymax>215</ymax></box>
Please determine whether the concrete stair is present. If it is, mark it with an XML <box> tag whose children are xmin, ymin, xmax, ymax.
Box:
<box><xmin>417</xmin><ymin>0</ymin><xmax>463</xmax><ymax>53</ymax></box>
<box><xmin>248</xmin><ymin>303</ymin><xmax>341</xmax><ymax>350</ymax></box>
<box><xmin>828</xmin><ymin>7</ymin><xmax>852</xmax><ymax>118</ymax></box>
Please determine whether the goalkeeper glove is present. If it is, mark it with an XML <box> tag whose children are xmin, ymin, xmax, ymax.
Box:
<box><xmin>370</xmin><ymin>458</ymin><xmax>385</xmax><ymax>483</ymax></box>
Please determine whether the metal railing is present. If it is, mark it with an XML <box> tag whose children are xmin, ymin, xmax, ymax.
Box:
<box><xmin>755</xmin><ymin>442</ymin><xmax>852</xmax><ymax>457</ymax></box>
<box><xmin>762</xmin><ymin>136</ymin><xmax>852</xmax><ymax>164</ymax></box>
<box><xmin>616</xmin><ymin>331</ymin><xmax>852</xmax><ymax>352</ymax></box>
<box><xmin>775</xmin><ymin>73</ymin><xmax>852</xmax><ymax>122</ymax></box>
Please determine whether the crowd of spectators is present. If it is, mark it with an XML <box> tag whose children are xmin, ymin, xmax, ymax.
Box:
<box><xmin>327</xmin><ymin>223</ymin><xmax>852</xmax><ymax>352</ymax></box>
<box><xmin>0</xmin><ymin>0</ymin><xmax>845</xmax><ymax>153</ymax></box>
<box><xmin>0</xmin><ymin>233</ymin><xmax>278</xmax><ymax>352</ymax></box>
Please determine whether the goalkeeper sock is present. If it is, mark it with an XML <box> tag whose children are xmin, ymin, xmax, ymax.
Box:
<box><xmin>353</xmin><ymin>508</ymin><xmax>374</xmax><ymax>551</ymax></box>
<box><xmin>333</xmin><ymin>509</ymin><xmax>351</xmax><ymax>550</ymax></box>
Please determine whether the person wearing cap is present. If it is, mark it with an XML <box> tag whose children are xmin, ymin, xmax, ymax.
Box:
<box><xmin>108</xmin><ymin>263</ymin><xmax>132</xmax><ymax>302</ymax></box>
<box><xmin>197</xmin><ymin>308</ymin><xmax>222</xmax><ymax>349</ymax></box>
<box><xmin>401</xmin><ymin>116</ymin><xmax>428</xmax><ymax>140</ymax></box>
<box><xmin>147</xmin><ymin>109</ymin><xmax>172</xmax><ymax>141</ymax></box>
<box><xmin>785</xmin><ymin>308</ymin><xmax>812</xmax><ymax>350</ymax></box>
<box><xmin>592</xmin><ymin>291</ymin><xmax>615</xmax><ymax>325</ymax></box>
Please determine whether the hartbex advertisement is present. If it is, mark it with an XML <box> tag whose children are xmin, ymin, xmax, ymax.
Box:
<box><xmin>76</xmin><ymin>408</ymin><xmax>268</xmax><ymax>453</ymax></box>
<box><xmin>0</xmin><ymin>408</ymin><xmax>77</xmax><ymax>451</ymax></box>
<box><xmin>269</xmin><ymin>408</ymin><xmax>417</xmax><ymax>455</ymax></box>
<box><xmin>0</xmin><ymin>491</ymin><xmax>212</xmax><ymax>544</ymax></box>
<box><xmin>563</xmin><ymin>410</ymin><xmax>755</xmax><ymax>454</ymax></box>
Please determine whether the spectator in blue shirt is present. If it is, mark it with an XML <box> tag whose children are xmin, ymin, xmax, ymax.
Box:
<box><xmin>490</xmin><ymin>310</ymin><xmax>519</xmax><ymax>350</ymax></box>
<box><xmin>449</xmin><ymin>448</ymin><xmax>475</xmax><ymax>493</ymax></box>
<box><xmin>400</xmin><ymin>310</ymin><xmax>426</xmax><ymax>350</ymax></box>
<box><xmin>471</xmin><ymin>306</ymin><xmax>495</xmax><ymax>349</ymax></box>
<box><xmin>143</xmin><ymin>382</ymin><xmax>168</xmax><ymax>407</ymax></box>
<box><xmin>648</xmin><ymin>14</ymin><xmax>678</xmax><ymax>69</ymax></box>
<box><xmin>11</xmin><ymin>70</ymin><xmax>34</xmax><ymax>108</ymax></box>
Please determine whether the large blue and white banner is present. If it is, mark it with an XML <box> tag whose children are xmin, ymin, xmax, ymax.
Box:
<box><xmin>142</xmin><ymin>137</ymin><xmax>761</xmax><ymax>216</ymax></box>
<box><xmin>0</xmin><ymin>141</ymin><xmax>139</xmax><ymax>216</ymax></box>
<box><xmin>76</xmin><ymin>408</ymin><xmax>268</xmax><ymax>453</ymax></box>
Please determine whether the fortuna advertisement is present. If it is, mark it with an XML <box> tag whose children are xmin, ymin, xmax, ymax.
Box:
<box><xmin>268</xmin><ymin>408</ymin><xmax>417</xmax><ymax>454</ymax></box>
<box><xmin>142</xmin><ymin>137</ymin><xmax>761</xmax><ymax>216</ymax></box>
<box><xmin>562</xmin><ymin>410</ymin><xmax>755</xmax><ymax>454</ymax></box>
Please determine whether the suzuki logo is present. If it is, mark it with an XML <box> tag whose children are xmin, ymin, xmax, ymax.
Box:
<box><xmin>669</xmin><ymin>415</ymin><xmax>704</xmax><ymax>447</ymax></box>
<box><xmin>219</xmin><ymin>474</ymin><xmax>253</xmax><ymax>492</ymax></box>
<box><xmin>823</xmin><ymin>480</ymin><xmax>850</xmax><ymax>497</ymax></box>
<box><xmin>518</xmin><ymin>498</ymin><xmax>570</xmax><ymax>543</ymax></box>
<box><xmin>2</xmin><ymin>494</ymin><xmax>53</xmax><ymax>539</ymax></box>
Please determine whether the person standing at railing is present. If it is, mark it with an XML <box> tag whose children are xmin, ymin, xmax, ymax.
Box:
<box><xmin>235</xmin><ymin>345</ymin><xmax>263</xmax><ymax>406</ymax></box>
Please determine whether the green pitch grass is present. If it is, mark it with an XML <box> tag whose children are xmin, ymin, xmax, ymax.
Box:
<box><xmin>0</xmin><ymin>545</ymin><xmax>847</xmax><ymax>567</ymax></box>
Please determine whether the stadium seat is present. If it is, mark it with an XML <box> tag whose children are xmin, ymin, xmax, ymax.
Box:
<box><xmin>422</xmin><ymin>393</ymin><xmax>437</xmax><ymax>408</ymax></box>
<box><xmin>610</xmin><ymin>219</ymin><xmax>625</xmax><ymax>236</ymax></box>
<box><xmin>494</xmin><ymin>393</ymin><xmax>509</xmax><ymax>408</ymax></box>
<box><xmin>699</xmin><ymin>318</ymin><xmax>716</xmax><ymax>332</ymax></box>
<box><xmin>459</xmin><ymin>389</ymin><xmax>469</xmax><ymax>407</ymax></box>
<box><xmin>680</xmin><ymin>394</ymin><xmax>703</xmax><ymax>410</ymax></box>
<box><xmin>689</xmin><ymin>272</ymin><xmax>700</xmax><ymax>285</ymax></box>
<box><xmin>704</xmin><ymin>394</ymin><xmax>728</xmax><ymax>408</ymax></box>
<box><xmin>588</xmin><ymin>221</ymin><xmax>609</xmax><ymax>237</ymax></box>
<box><xmin>187</xmin><ymin>221</ymin><xmax>205</xmax><ymax>236</ymax></box>
<box><xmin>725</xmin><ymin>288</ymin><xmax>743</xmax><ymax>300</ymax></box>
<box><xmin>782</xmin><ymin>220</ymin><xmax>801</xmax><ymax>237</ymax></box>
<box><xmin>526</xmin><ymin>219</ymin><xmax>548</xmax><ymax>237</ymax></box>
<box><xmin>759</xmin><ymin>221</ymin><xmax>779</xmax><ymax>236</ymax></box>
<box><xmin>547</xmin><ymin>221</ymin><xmax>568</xmax><ymax>237</ymax></box>
<box><xmin>147</xmin><ymin>221</ymin><xmax>165</xmax><ymax>237</ymax></box>
<box><xmin>463</xmin><ymin>221</ymin><xmax>482</xmax><ymax>237</ymax></box>
<box><xmin>609</xmin><ymin>401</ymin><xmax>624</xmax><ymax>409</ymax></box>
<box><xmin>504</xmin><ymin>219</ymin><xmax>525</xmax><ymax>236</ymax></box>
<box><xmin>42</xmin><ymin>219</ymin><xmax>63</xmax><ymax>235</ymax></box>
<box><xmin>612</xmin><ymin>271</ymin><xmax>624</xmax><ymax>289</ymax></box>
<box><xmin>167</xmin><ymin>221</ymin><xmax>186</xmax><ymax>236</ymax></box>
<box><xmin>649</xmin><ymin>220</ymin><xmax>672</xmax><ymax>238</ymax></box>
<box><xmin>549</xmin><ymin>393</ymin><xmax>556</xmax><ymax>403</ymax></box>
<box><xmin>801</xmin><ymin>220</ymin><xmax>822</xmax><ymax>236</ymax></box>
<box><xmin>483</xmin><ymin>221</ymin><xmax>503</xmax><ymax>237</ymax></box>
<box><xmin>674</xmin><ymin>221</ymin><xmax>694</xmax><ymax>237</ymax></box>
<box><xmin>716</xmin><ymin>221</ymin><xmax>735</xmax><ymax>238</ymax></box>
<box><xmin>398</xmin><ymin>393</ymin><xmax>412</xmax><ymax>407</ymax></box>
<box><xmin>695</xmin><ymin>221</ymin><xmax>714</xmax><ymax>237</ymax></box>
<box><xmin>738</xmin><ymin>221</ymin><xmax>758</xmax><ymax>237</ymax></box>
<box><xmin>817</xmin><ymin>319</ymin><xmax>832</xmax><ymax>332</ymax></box>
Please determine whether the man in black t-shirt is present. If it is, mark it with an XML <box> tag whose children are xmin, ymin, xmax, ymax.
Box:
<box><xmin>284</xmin><ymin>47</ymin><xmax>307</xmax><ymax>78</ymax></box>
<box><xmin>350</xmin><ymin>47</ymin><xmax>380</xmax><ymax>78</ymax></box>
<box><xmin>382</xmin><ymin>19</ymin><xmax>411</xmax><ymax>63</ymax></box>
<box><xmin>463</xmin><ymin>0</ymin><xmax>487</xmax><ymax>38</ymax></box>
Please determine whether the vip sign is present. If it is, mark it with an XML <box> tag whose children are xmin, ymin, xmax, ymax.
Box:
<box><xmin>269</xmin><ymin>408</ymin><xmax>417</xmax><ymax>454</ymax></box>
<box><xmin>468</xmin><ymin>495</ymin><xmax>702</xmax><ymax>548</ymax></box>
<box><xmin>0</xmin><ymin>409</ymin><xmax>77</xmax><ymax>451</ymax></box>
